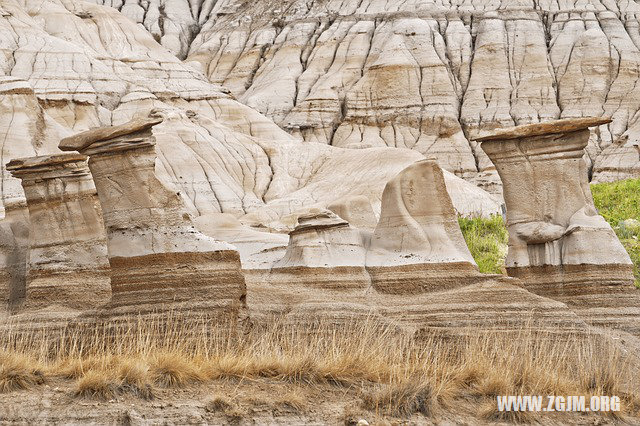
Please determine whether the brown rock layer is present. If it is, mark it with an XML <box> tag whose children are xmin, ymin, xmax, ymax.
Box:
<box><xmin>6</xmin><ymin>154</ymin><xmax>110</xmax><ymax>311</ymax></box>
<box><xmin>61</xmin><ymin>117</ymin><xmax>247</xmax><ymax>326</ymax></box>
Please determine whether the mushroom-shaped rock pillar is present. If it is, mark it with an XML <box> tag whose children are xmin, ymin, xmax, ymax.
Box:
<box><xmin>6</xmin><ymin>154</ymin><xmax>111</xmax><ymax>311</ymax></box>
<box><xmin>272</xmin><ymin>209</ymin><xmax>370</xmax><ymax>290</ymax></box>
<box><xmin>59</xmin><ymin>115</ymin><xmax>247</xmax><ymax>325</ymax></box>
<box><xmin>365</xmin><ymin>159</ymin><xmax>484</xmax><ymax>294</ymax></box>
<box><xmin>475</xmin><ymin>118</ymin><xmax>639</xmax><ymax>335</ymax></box>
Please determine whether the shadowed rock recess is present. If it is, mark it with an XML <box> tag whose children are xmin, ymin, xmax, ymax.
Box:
<box><xmin>0</xmin><ymin>0</ymin><xmax>637</xmax><ymax>344</ymax></box>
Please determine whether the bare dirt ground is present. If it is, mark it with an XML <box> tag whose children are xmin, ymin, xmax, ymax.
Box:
<box><xmin>1</xmin><ymin>377</ymin><xmax>636</xmax><ymax>425</ymax></box>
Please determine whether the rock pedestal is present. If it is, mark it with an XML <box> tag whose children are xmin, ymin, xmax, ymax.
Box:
<box><xmin>272</xmin><ymin>209</ymin><xmax>370</xmax><ymax>290</ymax></box>
<box><xmin>477</xmin><ymin>118</ymin><xmax>639</xmax><ymax>335</ymax></box>
<box><xmin>6</xmin><ymin>154</ymin><xmax>110</xmax><ymax>311</ymax></box>
<box><xmin>365</xmin><ymin>160</ymin><xmax>484</xmax><ymax>293</ymax></box>
<box><xmin>59</xmin><ymin>115</ymin><xmax>247</xmax><ymax>325</ymax></box>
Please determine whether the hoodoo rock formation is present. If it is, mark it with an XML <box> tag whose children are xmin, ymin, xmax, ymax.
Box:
<box><xmin>477</xmin><ymin>117</ymin><xmax>640</xmax><ymax>335</ymax></box>
<box><xmin>59</xmin><ymin>115</ymin><xmax>247</xmax><ymax>324</ymax></box>
<box><xmin>272</xmin><ymin>209</ymin><xmax>369</xmax><ymax>290</ymax></box>
<box><xmin>6</xmin><ymin>154</ymin><xmax>110</xmax><ymax>311</ymax></box>
<box><xmin>366</xmin><ymin>160</ymin><xmax>483</xmax><ymax>294</ymax></box>
<box><xmin>0</xmin><ymin>0</ymin><xmax>637</xmax><ymax>346</ymax></box>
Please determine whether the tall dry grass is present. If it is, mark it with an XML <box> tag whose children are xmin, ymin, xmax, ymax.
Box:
<box><xmin>1</xmin><ymin>315</ymin><xmax>638</xmax><ymax>420</ymax></box>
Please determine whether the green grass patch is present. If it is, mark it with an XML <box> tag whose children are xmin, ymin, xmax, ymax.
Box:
<box><xmin>460</xmin><ymin>178</ymin><xmax>639</xmax><ymax>285</ymax></box>
<box><xmin>591</xmin><ymin>178</ymin><xmax>640</xmax><ymax>288</ymax></box>
<box><xmin>458</xmin><ymin>215</ymin><xmax>508</xmax><ymax>274</ymax></box>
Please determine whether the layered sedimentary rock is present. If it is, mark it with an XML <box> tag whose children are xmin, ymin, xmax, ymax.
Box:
<box><xmin>0</xmin><ymin>0</ymin><xmax>500</xmax><ymax>237</ymax></box>
<box><xmin>91</xmin><ymin>0</ymin><xmax>631</xmax><ymax>187</ymax></box>
<box><xmin>6</xmin><ymin>154</ymin><xmax>110</xmax><ymax>311</ymax></box>
<box><xmin>366</xmin><ymin>160</ymin><xmax>484</xmax><ymax>293</ymax></box>
<box><xmin>244</xmin><ymin>160</ymin><xmax>579</xmax><ymax>336</ymax></box>
<box><xmin>271</xmin><ymin>209</ymin><xmax>370</xmax><ymax>290</ymax></box>
<box><xmin>477</xmin><ymin>117</ymin><xmax>640</xmax><ymax>335</ymax></box>
<box><xmin>59</xmin><ymin>116</ymin><xmax>247</xmax><ymax>323</ymax></box>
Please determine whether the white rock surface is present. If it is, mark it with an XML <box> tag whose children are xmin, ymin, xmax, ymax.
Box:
<box><xmin>107</xmin><ymin>0</ymin><xmax>640</xmax><ymax>187</ymax></box>
<box><xmin>0</xmin><ymin>0</ymin><xmax>500</xmax><ymax>238</ymax></box>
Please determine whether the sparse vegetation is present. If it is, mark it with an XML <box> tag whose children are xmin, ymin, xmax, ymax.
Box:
<box><xmin>0</xmin><ymin>316</ymin><xmax>638</xmax><ymax>421</ymax></box>
<box><xmin>460</xmin><ymin>179</ymin><xmax>639</xmax><ymax>287</ymax></box>
<box><xmin>459</xmin><ymin>214</ymin><xmax>508</xmax><ymax>274</ymax></box>
<box><xmin>592</xmin><ymin>178</ymin><xmax>640</xmax><ymax>288</ymax></box>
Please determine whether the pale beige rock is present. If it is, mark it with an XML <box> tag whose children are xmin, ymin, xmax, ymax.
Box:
<box><xmin>0</xmin><ymin>0</ymin><xmax>503</xmax><ymax>236</ymax></box>
<box><xmin>6</xmin><ymin>154</ymin><xmax>110</xmax><ymax>312</ymax></box>
<box><xmin>174</xmin><ymin>0</ymin><xmax>640</xmax><ymax>185</ymax></box>
<box><xmin>478</xmin><ymin>117</ymin><xmax>640</xmax><ymax>335</ymax></box>
<box><xmin>366</xmin><ymin>160</ymin><xmax>482</xmax><ymax>294</ymax></box>
<box><xmin>193</xmin><ymin>213</ymin><xmax>288</xmax><ymax>270</ymax></box>
<box><xmin>327</xmin><ymin>195</ymin><xmax>378</xmax><ymax>231</ymax></box>
<box><xmin>60</xmin><ymin>116</ymin><xmax>247</xmax><ymax>324</ymax></box>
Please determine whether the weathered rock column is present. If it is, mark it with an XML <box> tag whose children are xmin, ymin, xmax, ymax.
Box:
<box><xmin>365</xmin><ymin>160</ymin><xmax>483</xmax><ymax>293</ymax></box>
<box><xmin>59</xmin><ymin>115</ymin><xmax>247</xmax><ymax>324</ymax></box>
<box><xmin>476</xmin><ymin>118</ymin><xmax>639</xmax><ymax>334</ymax></box>
<box><xmin>6</xmin><ymin>154</ymin><xmax>110</xmax><ymax>311</ymax></box>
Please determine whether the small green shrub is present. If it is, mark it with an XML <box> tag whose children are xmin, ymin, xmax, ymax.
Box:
<box><xmin>458</xmin><ymin>215</ymin><xmax>508</xmax><ymax>274</ymax></box>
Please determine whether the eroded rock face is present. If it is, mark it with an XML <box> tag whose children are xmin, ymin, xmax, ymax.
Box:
<box><xmin>85</xmin><ymin>0</ymin><xmax>636</xmax><ymax>187</ymax></box>
<box><xmin>59</xmin><ymin>116</ymin><xmax>247</xmax><ymax>323</ymax></box>
<box><xmin>366</xmin><ymin>160</ymin><xmax>482</xmax><ymax>293</ymax></box>
<box><xmin>0</xmin><ymin>0</ymin><xmax>501</xmax><ymax>236</ymax></box>
<box><xmin>6</xmin><ymin>154</ymin><xmax>110</xmax><ymax>311</ymax></box>
<box><xmin>327</xmin><ymin>195</ymin><xmax>378</xmax><ymax>231</ymax></box>
<box><xmin>478</xmin><ymin>117</ymin><xmax>640</xmax><ymax>335</ymax></box>
<box><xmin>271</xmin><ymin>209</ymin><xmax>370</xmax><ymax>290</ymax></box>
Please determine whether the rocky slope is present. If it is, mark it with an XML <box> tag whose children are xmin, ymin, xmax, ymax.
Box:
<box><xmin>88</xmin><ymin>0</ymin><xmax>640</xmax><ymax>190</ymax></box>
<box><xmin>0</xmin><ymin>0</ymin><xmax>500</xmax><ymax>230</ymax></box>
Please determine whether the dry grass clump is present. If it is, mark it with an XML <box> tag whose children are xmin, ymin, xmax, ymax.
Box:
<box><xmin>1</xmin><ymin>315</ymin><xmax>638</xmax><ymax>420</ymax></box>
<box><xmin>0</xmin><ymin>351</ymin><xmax>45</xmax><ymax>392</ymax></box>
<box><xmin>361</xmin><ymin>379</ymin><xmax>434</xmax><ymax>417</ymax></box>
<box><xmin>73</xmin><ymin>358</ymin><xmax>154</xmax><ymax>400</ymax></box>
<box><xmin>150</xmin><ymin>352</ymin><xmax>205</xmax><ymax>387</ymax></box>
<box><xmin>206</xmin><ymin>394</ymin><xmax>234</xmax><ymax>412</ymax></box>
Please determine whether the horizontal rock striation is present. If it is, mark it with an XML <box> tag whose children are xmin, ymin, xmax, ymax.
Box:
<box><xmin>478</xmin><ymin>118</ymin><xmax>640</xmax><ymax>336</ymax></box>
<box><xmin>59</xmin><ymin>116</ymin><xmax>248</xmax><ymax>326</ymax></box>
<box><xmin>6</xmin><ymin>154</ymin><xmax>111</xmax><ymax>311</ymax></box>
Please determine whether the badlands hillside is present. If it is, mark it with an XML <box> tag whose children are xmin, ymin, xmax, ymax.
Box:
<box><xmin>93</xmin><ymin>0</ymin><xmax>640</xmax><ymax>190</ymax></box>
<box><xmin>1</xmin><ymin>0</ymin><xmax>640</xmax><ymax>424</ymax></box>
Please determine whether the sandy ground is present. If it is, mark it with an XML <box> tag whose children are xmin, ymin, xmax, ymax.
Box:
<box><xmin>0</xmin><ymin>377</ymin><xmax>636</xmax><ymax>425</ymax></box>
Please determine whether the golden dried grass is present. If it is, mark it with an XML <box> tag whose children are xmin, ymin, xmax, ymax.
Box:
<box><xmin>0</xmin><ymin>315</ymin><xmax>638</xmax><ymax>420</ymax></box>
